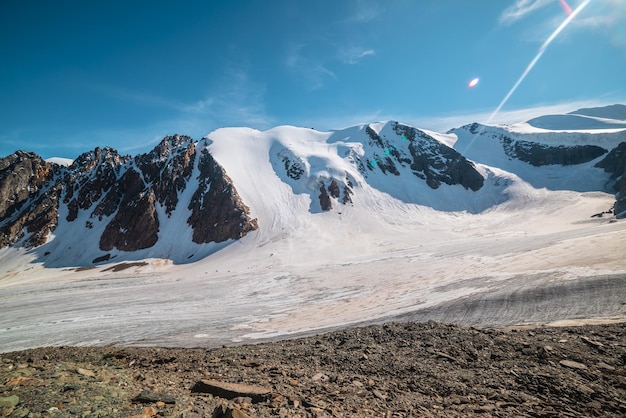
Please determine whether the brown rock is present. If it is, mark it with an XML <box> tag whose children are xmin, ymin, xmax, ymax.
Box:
<box><xmin>191</xmin><ymin>379</ymin><xmax>271</xmax><ymax>403</ymax></box>
<box><xmin>187</xmin><ymin>149</ymin><xmax>258</xmax><ymax>243</ymax></box>
<box><xmin>596</xmin><ymin>361</ymin><xmax>616</xmax><ymax>371</ymax></box>
<box><xmin>76</xmin><ymin>367</ymin><xmax>95</xmax><ymax>377</ymax></box>
<box><xmin>559</xmin><ymin>360</ymin><xmax>587</xmax><ymax>370</ymax></box>
<box><xmin>99</xmin><ymin>169</ymin><xmax>159</xmax><ymax>251</ymax></box>
<box><xmin>0</xmin><ymin>151</ymin><xmax>59</xmax><ymax>248</ymax></box>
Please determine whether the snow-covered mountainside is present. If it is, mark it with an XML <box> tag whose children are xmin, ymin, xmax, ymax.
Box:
<box><xmin>1</xmin><ymin>105</ymin><xmax>626</xmax><ymax>352</ymax></box>
<box><xmin>1</xmin><ymin>107</ymin><xmax>626</xmax><ymax>267</ymax></box>
<box><xmin>451</xmin><ymin>105</ymin><xmax>626</xmax><ymax>216</ymax></box>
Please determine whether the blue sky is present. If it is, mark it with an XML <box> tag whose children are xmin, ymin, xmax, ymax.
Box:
<box><xmin>1</xmin><ymin>0</ymin><xmax>625</xmax><ymax>159</ymax></box>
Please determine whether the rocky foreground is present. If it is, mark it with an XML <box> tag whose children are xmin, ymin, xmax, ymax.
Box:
<box><xmin>1</xmin><ymin>321</ymin><xmax>625</xmax><ymax>417</ymax></box>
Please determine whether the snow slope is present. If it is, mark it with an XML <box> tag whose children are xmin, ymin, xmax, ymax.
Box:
<box><xmin>452</xmin><ymin>123</ymin><xmax>626</xmax><ymax>191</ymax></box>
<box><xmin>1</xmin><ymin>111</ymin><xmax>625</xmax><ymax>352</ymax></box>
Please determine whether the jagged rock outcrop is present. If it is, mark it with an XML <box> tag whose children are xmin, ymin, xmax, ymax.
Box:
<box><xmin>99</xmin><ymin>169</ymin><xmax>160</xmax><ymax>251</ymax></box>
<box><xmin>388</xmin><ymin>123</ymin><xmax>484</xmax><ymax>191</ymax></box>
<box><xmin>0</xmin><ymin>137</ymin><xmax>258</xmax><ymax>259</ymax></box>
<box><xmin>63</xmin><ymin>147</ymin><xmax>128</xmax><ymax>222</ymax></box>
<box><xmin>595</xmin><ymin>142</ymin><xmax>626</xmax><ymax>186</ymax></box>
<box><xmin>187</xmin><ymin>149</ymin><xmax>258</xmax><ymax>244</ymax></box>
<box><xmin>0</xmin><ymin>151</ymin><xmax>60</xmax><ymax>247</ymax></box>
<box><xmin>501</xmin><ymin>136</ymin><xmax>606</xmax><ymax>166</ymax></box>
<box><xmin>0</xmin><ymin>151</ymin><xmax>56</xmax><ymax>219</ymax></box>
<box><xmin>319</xmin><ymin>184</ymin><xmax>332</xmax><ymax>211</ymax></box>
<box><xmin>134</xmin><ymin>135</ymin><xmax>196</xmax><ymax>216</ymax></box>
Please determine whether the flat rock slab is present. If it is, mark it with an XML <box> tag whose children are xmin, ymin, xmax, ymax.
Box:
<box><xmin>559</xmin><ymin>360</ymin><xmax>588</xmax><ymax>370</ymax></box>
<box><xmin>191</xmin><ymin>379</ymin><xmax>270</xmax><ymax>403</ymax></box>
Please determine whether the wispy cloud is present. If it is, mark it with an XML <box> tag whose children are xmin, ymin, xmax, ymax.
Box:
<box><xmin>499</xmin><ymin>0</ymin><xmax>552</xmax><ymax>25</ymax></box>
<box><xmin>286</xmin><ymin>44</ymin><xmax>337</xmax><ymax>90</ymax></box>
<box><xmin>339</xmin><ymin>47</ymin><xmax>376</xmax><ymax>64</ymax></box>
<box><xmin>498</xmin><ymin>0</ymin><xmax>626</xmax><ymax>49</ymax></box>
<box><xmin>348</xmin><ymin>0</ymin><xmax>383</xmax><ymax>23</ymax></box>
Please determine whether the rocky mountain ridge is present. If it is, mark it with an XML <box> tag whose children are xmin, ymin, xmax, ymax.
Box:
<box><xmin>1</xmin><ymin>108</ymin><xmax>625</xmax><ymax>266</ymax></box>
<box><xmin>0</xmin><ymin>135</ymin><xmax>257</xmax><ymax>264</ymax></box>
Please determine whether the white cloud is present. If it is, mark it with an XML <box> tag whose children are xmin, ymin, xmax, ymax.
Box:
<box><xmin>339</xmin><ymin>47</ymin><xmax>376</xmax><ymax>64</ymax></box>
<box><xmin>349</xmin><ymin>0</ymin><xmax>383</xmax><ymax>23</ymax></box>
<box><xmin>499</xmin><ymin>0</ymin><xmax>552</xmax><ymax>25</ymax></box>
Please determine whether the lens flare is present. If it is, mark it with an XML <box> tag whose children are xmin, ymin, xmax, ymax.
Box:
<box><xmin>458</xmin><ymin>0</ymin><xmax>594</xmax><ymax>154</ymax></box>
<box><xmin>560</xmin><ymin>0</ymin><xmax>573</xmax><ymax>16</ymax></box>
<box><xmin>468</xmin><ymin>77</ymin><xmax>480</xmax><ymax>88</ymax></box>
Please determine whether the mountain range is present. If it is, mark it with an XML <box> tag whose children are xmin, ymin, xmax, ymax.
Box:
<box><xmin>1</xmin><ymin>105</ymin><xmax>625</xmax><ymax>268</ymax></box>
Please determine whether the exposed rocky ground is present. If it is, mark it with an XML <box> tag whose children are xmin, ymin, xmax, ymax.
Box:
<box><xmin>1</xmin><ymin>321</ymin><xmax>625</xmax><ymax>417</ymax></box>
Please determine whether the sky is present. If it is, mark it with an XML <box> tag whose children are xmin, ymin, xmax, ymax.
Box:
<box><xmin>1</xmin><ymin>0</ymin><xmax>625</xmax><ymax>159</ymax></box>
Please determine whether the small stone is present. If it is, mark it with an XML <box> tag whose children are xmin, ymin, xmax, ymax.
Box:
<box><xmin>4</xmin><ymin>376</ymin><xmax>38</xmax><ymax>387</ymax></box>
<box><xmin>352</xmin><ymin>380</ymin><xmax>363</xmax><ymax>387</ymax></box>
<box><xmin>76</xmin><ymin>367</ymin><xmax>95</xmax><ymax>377</ymax></box>
<box><xmin>577</xmin><ymin>383</ymin><xmax>595</xmax><ymax>395</ymax></box>
<box><xmin>312</xmin><ymin>373</ymin><xmax>329</xmax><ymax>382</ymax></box>
<box><xmin>597</xmin><ymin>362</ymin><xmax>616</xmax><ymax>371</ymax></box>
<box><xmin>0</xmin><ymin>396</ymin><xmax>19</xmax><ymax>408</ymax></box>
<box><xmin>211</xmin><ymin>404</ymin><xmax>250</xmax><ymax>418</ymax></box>
<box><xmin>133</xmin><ymin>389</ymin><xmax>176</xmax><ymax>404</ymax></box>
<box><xmin>559</xmin><ymin>360</ymin><xmax>587</xmax><ymax>370</ymax></box>
<box><xmin>372</xmin><ymin>390</ymin><xmax>387</xmax><ymax>400</ymax></box>
<box><xmin>475</xmin><ymin>404</ymin><xmax>496</xmax><ymax>412</ymax></box>
<box><xmin>580</xmin><ymin>336</ymin><xmax>604</xmax><ymax>348</ymax></box>
<box><xmin>140</xmin><ymin>406</ymin><xmax>158</xmax><ymax>416</ymax></box>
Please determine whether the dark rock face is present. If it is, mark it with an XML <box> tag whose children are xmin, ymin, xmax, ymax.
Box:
<box><xmin>392</xmin><ymin>123</ymin><xmax>484</xmax><ymax>191</ymax></box>
<box><xmin>0</xmin><ymin>151</ymin><xmax>60</xmax><ymax>247</ymax></box>
<box><xmin>187</xmin><ymin>149</ymin><xmax>258</xmax><ymax>244</ymax></box>
<box><xmin>359</xmin><ymin>123</ymin><xmax>485</xmax><ymax>191</ymax></box>
<box><xmin>134</xmin><ymin>135</ymin><xmax>196</xmax><ymax>216</ymax></box>
<box><xmin>595</xmin><ymin>142</ymin><xmax>626</xmax><ymax>187</ymax></box>
<box><xmin>280</xmin><ymin>151</ymin><xmax>305</xmax><ymax>181</ymax></box>
<box><xmin>63</xmin><ymin>147</ymin><xmax>128</xmax><ymax>222</ymax></box>
<box><xmin>500</xmin><ymin>136</ymin><xmax>606</xmax><ymax>166</ymax></box>
<box><xmin>0</xmin><ymin>137</ymin><xmax>258</xmax><ymax>258</ymax></box>
<box><xmin>615</xmin><ymin>166</ymin><xmax>626</xmax><ymax>218</ymax></box>
<box><xmin>99</xmin><ymin>169</ymin><xmax>160</xmax><ymax>251</ymax></box>
<box><xmin>319</xmin><ymin>184</ymin><xmax>332</xmax><ymax>211</ymax></box>
<box><xmin>0</xmin><ymin>151</ymin><xmax>56</xmax><ymax>219</ymax></box>
<box><xmin>317</xmin><ymin>179</ymin><xmax>354</xmax><ymax>211</ymax></box>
